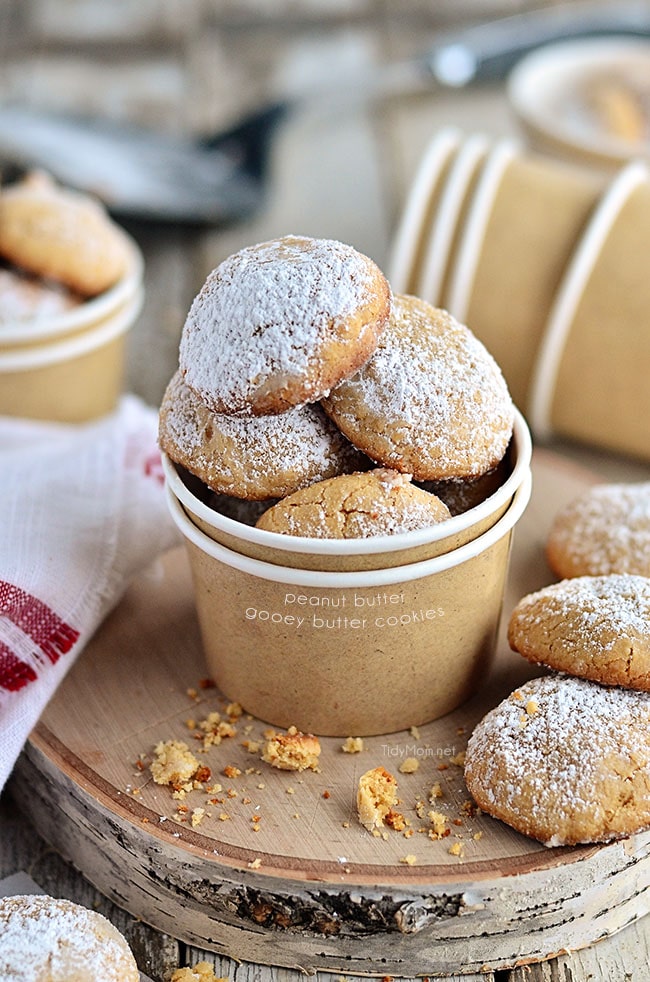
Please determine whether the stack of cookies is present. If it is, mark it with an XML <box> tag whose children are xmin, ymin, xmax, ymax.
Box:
<box><xmin>465</xmin><ymin>480</ymin><xmax>650</xmax><ymax>846</ymax></box>
<box><xmin>159</xmin><ymin>234</ymin><xmax>515</xmax><ymax>539</ymax></box>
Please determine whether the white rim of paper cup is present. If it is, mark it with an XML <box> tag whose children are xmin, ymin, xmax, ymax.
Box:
<box><xmin>0</xmin><ymin>285</ymin><xmax>144</xmax><ymax>371</ymax></box>
<box><xmin>446</xmin><ymin>138</ymin><xmax>519</xmax><ymax>323</ymax></box>
<box><xmin>418</xmin><ymin>132</ymin><xmax>489</xmax><ymax>306</ymax></box>
<box><xmin>162</xmin><ymin>407</ymin><xmax>531</xmax><ymax>559</ymax></box>
<box><xmin>387</xmin><ymin>127</ymin><xmax>461</xmax><ymax>294</ymax></box>
<box><xmin>507</xmin><ymin>38</ymin><xmax>650</xmax><ymax>167</ymax></box>
<box><xmin>166</xmin><ymin>469</ymin><xmax>532</xmax><ymax>588</ymax></box>
<box><xmin>0</xmin><ymin>231</ymin><xmax>144</xmax><ymax>344</ymax></box>
<box><xmin>528</xmin><ymin>159</ymin><xmax>649</xmax><ymax>440</ymax></box>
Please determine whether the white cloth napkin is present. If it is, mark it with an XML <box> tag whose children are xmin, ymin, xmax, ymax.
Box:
<box><xmin>0</xmin><ymin>395</ymin><xmax>179</xmax><ymax>793</ymax></box>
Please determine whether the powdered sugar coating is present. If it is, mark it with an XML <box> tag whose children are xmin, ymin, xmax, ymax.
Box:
<box><xmin>547</xmin><ymin>482</ymin><xmax>650</xmax><ymax>578</ymax></box>
<box><xmin>322</xmin><ymin>294</ymin><xmax>514</xmax><ymax>481</ymax></box>
<box><xmin>159</xmin><ymin>370</ymin><xmax>368</xmax><ymax>500</ymax></box>
<box><xmin>0</xmin><ymin>266</ymin><xmax>81</xmax><ymax>323</ymax></box>
<box><xmin>508</xmin><ymin>573</ymin><xmax>650</xmax><ymax>690</ymax></box>
<box><xmin>179</xmin><ymin>235</ymin><xmax>391</xmax><ymax>416</ymax></box>
<box><xmin>255</xmin><ymin>468</ymin><xmax>451</xmax><ymax>538</ymax></box>
<box><xmin>464</xmin><ymin>674</ymin><xmax>650</xmax><ymax>846</ymax></box>
<box><xmin>0</xmin><ymin>894</ymin><xmax>140</xmax><ymax>981</ymax></box>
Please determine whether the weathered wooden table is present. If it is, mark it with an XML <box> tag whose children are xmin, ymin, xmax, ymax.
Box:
<box><xmin>2</xmin><ymin>3</ymin><xmax>650</xmax><ymax>979</ymax></box>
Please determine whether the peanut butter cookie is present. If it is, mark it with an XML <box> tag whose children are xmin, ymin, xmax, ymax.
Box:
<box><xmin>508</xmin><ymin>573</ymin><xmax>650</xmax><ymax>691</ymax></box>
<box><xmin>0</xmin><ymin>894</ymin><xmax>139</xmax><ymax>981</ymax></box>
<box><xmin>255</xmin><ymin>468</ymin><xmax>451</xmax><ymax>538</ymax></box>
<box><xmin>0</xmin><ymin>171</ymin><xmax>131</xmax><ymax>296</ymax></box>
<box><xmin>159</xmin><ymin>370</ymin><xmax>368</xmax><ymax>500</ymax></box>
<box><xmin>179</xmin><ymin>235</ymin><xmax>392</xmax><ymax>416</ymax></box>
<box><xmin>322</xmin><ymin>294</ymin><xmax>514</xmax><ymax>481</ymax></box>
<box><xmin>547</xmin><ymin>481</ymin><xmax>650</xmax><ymax>579</ymax></box>
<box><xmin>464</xmin><ymin>674</ymin><xmax>650</xmax><ymax>845</ymax></box>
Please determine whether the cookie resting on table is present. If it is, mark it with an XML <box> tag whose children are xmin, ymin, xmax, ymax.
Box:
<box><xmin>464</xmin><ymin>674</ymin><xmax>650</xmax><ymax>846</ymax></box>
<box><xmin>322</xmin><ymin>294</ymin><xmax>514</xmax><ymax>481</ymax></box>
<box><xmin>159</xmin><ymin>370</ymin><xmax>369</xmax><ymax>501</ymax></box>
<box><xmin>178</xmin><ymin>235</ymin><xmax>392</xmax><ymax>416</ymax></box>
<box><xmin>255</xmin><ymin>468</ymin><xmax>451</xmax><ymax>538</ymax></box>
<box><xmin>546</xmin><ymin>481</ymin><xmax>650</xmax><ymax>579</ymax></box>
<box><xmin>508</xmin><ymin>573</ymin><xmax>650</xmax><ymax>691</ymax></box>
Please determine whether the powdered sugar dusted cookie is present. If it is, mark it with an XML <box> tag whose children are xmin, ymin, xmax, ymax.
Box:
<box><xmin>179</xmin><ymin>235</ymin><xmax>392</xmax><ymax>416</ymax></box>
<box><xmin>255</xmin><ymin>468</ymin><xmax>451</xmax><ymax>538</ymax></box>
<box><xmin>159</xmin><ymin>371</ymin><xmax>368</xmax><ymax>500</ymax></box>
<box><xmin>508</xmin><ymin>574</ymin><xmax>650</xmax><ymax>691</ymax></box>
<box><xmin>547</xmin><ymin>482</ymin><xmax>650</xmax><ymax>579</ymax></box>
<box><xmin>0</xmin><ymin>171</ymin><xmax>131</xmax><ymax>296</ymax></box>
<box><xmin>0</xmin><ymin>893</ymin><xmax>140</xmax><ymax>981</ymax></box>
<box><xmin>464</xmin><ymin>674</ymin><xmax>650</xmax><ymax>846</ymax></box>
<box><xmin>322</xmin><ymin>295</ymin><xmax>514</xmax><ymax>481</ymax></box>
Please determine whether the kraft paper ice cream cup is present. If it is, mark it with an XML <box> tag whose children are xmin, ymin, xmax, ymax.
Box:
<box><xmin>162</xmin><ymin>408</ymin><xmax>532</xmax><ymax>574</ymax></box>
<box><xmin>388</xmin><ymin>127</ymin><xmax>462</xmax><ymax>295</ymax></box>
<box><xmin>530</xmin><ymin>161</ymin><xmax>650</xmax><ymax>459</ymax></box>
<box><xmin>0</xmin><ymin>234</ymin><xmax>143</xmax><ymax>421</ymax></box>
<box><xmin>443</xmin><ymin>146</ymin><xmax>603</xmax><ymax>411</ymax></box>
<box><xmin>166</xmin><ymin>469</ymin><xmax>532</xmax><ymax>736</ymax></box>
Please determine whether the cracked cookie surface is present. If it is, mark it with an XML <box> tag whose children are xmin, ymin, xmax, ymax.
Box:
<box><xmin>464</xmin><ymin>674</ymin><xmax>650</xmax><ymax>845</ymax></box>
<box><xmin>159</xmin><ymin>371</ymin><xmax>368</xmax><ymax>500</ymax></box>
<box><xmin>508</xmin><ymin>573</ymin><xmax>650</xmax><ymax>691</ymax></box>
<box><xmin>255</xmin><ymin>468</ymin><xmax>451</xmax><ymax>538</ymax></box>
<box><xmin>322</xmin><ymin>294</ymin><xmax>514</xmax><ymax>481</ymax></box>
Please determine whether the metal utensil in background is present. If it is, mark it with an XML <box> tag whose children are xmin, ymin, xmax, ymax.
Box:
<box><xmin>1</xmin><ymin>0</ymin><xmax>648</xmax><ymax>224</ymax></box>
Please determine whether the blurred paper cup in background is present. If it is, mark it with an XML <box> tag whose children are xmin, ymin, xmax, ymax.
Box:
<box><xmin>508</xmin><ymin>37</ymin><xmax>650</xmax><ymax>172</ymax></box>
<box><xmin>391</xmin><ymin>123</ymin><xmax>650</xmax><ymax>463</ymax></box>
<box><xmin>0</xmin><ymin>233</ymin><xmax>144</xmax><ymax>422</ymax></box>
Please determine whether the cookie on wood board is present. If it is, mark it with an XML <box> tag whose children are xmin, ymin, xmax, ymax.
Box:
<box><xmin>546</xmin><ymin>481</ymin><xmax>650</xmax><ymax>579</ymax></box>
<box><xmin>508</xmin><ymin>573</ymin><xmax>650</xmax><ymax>691</ymax></box>
<box><xmin>464</xmin><ymin>674</ymin><xmax>650</xmax><ymax>846</ymax></box>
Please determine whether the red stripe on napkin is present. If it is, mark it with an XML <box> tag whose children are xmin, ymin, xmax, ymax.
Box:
<box><xmin>0</xmin><ymin>643</ymin><xmax>37</xmax><ymax>691</ymax></box>
<box><xmin>0</xmin><ymin>581</ymin><xmax>80</xmax><ymax>691</ymax></box>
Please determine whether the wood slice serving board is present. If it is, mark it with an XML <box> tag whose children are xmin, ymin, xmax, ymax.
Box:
<box><xmin>11</xmin><ymin>449</ymin><xmax>650</xmax><ymax>976</ymax></box>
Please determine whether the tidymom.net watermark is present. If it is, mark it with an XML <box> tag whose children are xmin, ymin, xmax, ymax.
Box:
<box><xmin>381</xmin><ymin>743</ymin><xmax>457</xmax><ymax>759</ymax></box>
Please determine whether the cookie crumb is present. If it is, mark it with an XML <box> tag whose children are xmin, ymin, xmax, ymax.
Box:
<box><xmin>150</xmin><ymin>740</ymin><xmax>199</xmax><ymax>787</ymax></box>
<box><xmin>357</xmin><ymin>767</ymin><xmax>398</xmax><ymax>831</ymax></box>
<box><xmin>449</xmin><ymin>841</ymin><xmax>464</xmax><ymax>858</ymax></box>
<box><xmin>400</xmin><ymin>854</ymin><xmax>417</xmax><ymax>866</ymax></box>
<box><xmin>341</xmin><ymin>736</ymin><xmax>364</xmax><ymax>754</ymax></box>
<box><xmin>428</xmin><ymin>810</ymin><xmax>450</xmax><ymax>840</ymax></box>
<box><xmin>262</xmin><ymin>726</ymin><xmax>321</xmax><ymax>772</ymax></box>
<box><xmin>191</xmin><ymin>807</ymin><xmax>206</xmax><ymax>828</ymax></box>
<box><xmin>171</xmin><ymin>963</ymin><xmax>226</xmax><ymax>982</ymax></box>
<box><xmin>398</xmin><ymin>756</ymin><xmax>419</xmax><ymax>774</ymax></box>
